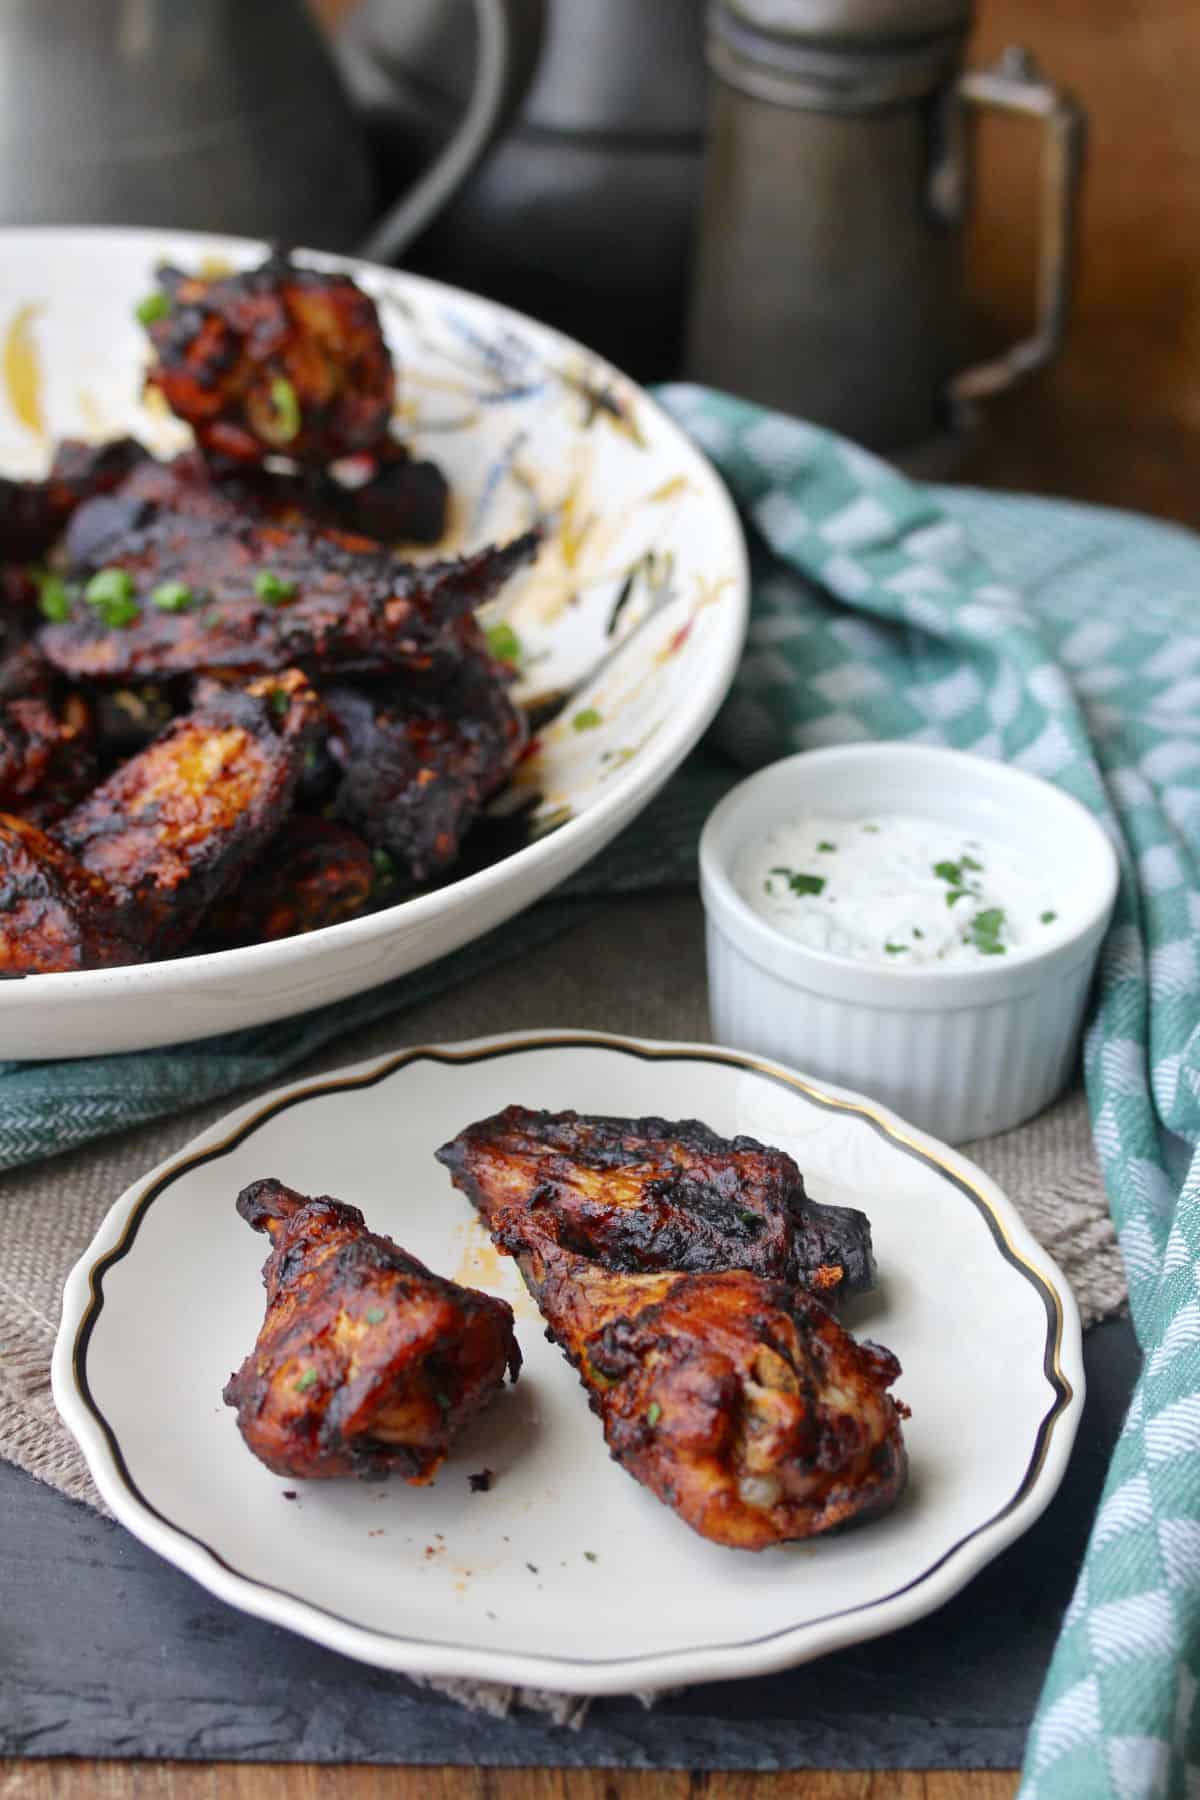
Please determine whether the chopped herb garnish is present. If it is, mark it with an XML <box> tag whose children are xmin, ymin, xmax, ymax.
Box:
<box><xmin>862</xmin><ymin>823</ymin><xmax>880</xmax><ymax>833</ymax></box>
<box><xmin>817</xmin><ymin>840</ymin><xmax>837</xmax><ymax>853</ymax></box>
<box><xmin>961</xmin><ymin>854</ymin><xmax>983</xmax><ymax>872</ymax></box>
<box><xmin>945</xmin><ymin>888</ymin><xmax>969</xmax><ymax>907</ymax></box>
<box><xmin>884</xmin><ymin>942</ymin><xmax>909</xmax><ymax>955</ymax></box>
<box><xmin>912</xmin><ymin>928</ymin><xmax>925</xmax><ymax>939</ymax></box>
<box><xmin>933</xmin><ymin>859</ymin><xmax>962</xmax><ymax>885</ymax></box>
<box><xmin>269</xmin><ymin>375</ymin><xmax>301</xmax><ymax>443</ymax></box>
<box><xmin>769</xmin><ymin>867</ymin><xmax>825</xmax><ymax>896</ymax></box>
<box><xmin>763</xmin><ymin>880</ymin><xmax>774</xmax><ymax>895</ymax></box>
<box><xmin>738</xmin><ymin>1209</ymin><xmax>763</xmax><ymax>1231</ymax></box>
<box><xmin>371</xmin><ymin>847</ymin><xmax>395</xmax><ymax>884</ymax></box>
<box><xmin>268</xmin><ymin>688</ymin><xmax>290</xmax><ymax>718</ymax></box>
<box><xmin>295</xmin><ymin>1367</ymin><xmax>318</xmax><ymax>1392</ymax></box>
<box><xmin>485</xmin><ymin>621</ymin><xmax>521</xmax><ymax>665</ymax></box>
<box><xmin>434</xmin><ymin>1389</ymin><xmax>452</xmax><ymax>1412</ymax></box>
<box><xmin>365</xmin><ymin>1306</ymin><xmax>386</xmax><ymax>1325</ymax></box>
<box><xmin>135</xmin><ymin>291</ymin><xmax>170</xmax><ymax>326</ymax></box>
<box><xmin>1041</xmin><ymin>910</ymin><xmax>1058</xmax><ymax>925</ymax></box>
<box><xmin>572</xmin><ymin>707</ymin><xmax>603</xmax><ymax>732</ymax></box>
<box><xmin>85</xmin><ymin>567</ymin><xmax>135</xmax><ymax>608</ymax></box>
<box><xmin>95</xmin><ymin>594</ymin><xmax>140</xmax><ymax>628</ymax></box>
<box><xmin>968</xmin><ymin>907</ymin><xmax>1008</xmax><ymax>956</ymax></box>
<box><xmin>646</xmin><ymin>1402</ymin><xmax>662</xmax><ymax>1427</ymax></box>
<box><xmin>35</xmin><ymin>572</ymin><xmax>71</xmax><ymax>622</ymax></box>
<box><xmin>150</xmin><ymin>579</ymin><xmax>194</xmax><ymax>612</ymax></box>
<box><xmin>583</xmin><ymin>1550</ymin><xmax>598</xmax><ymax>1563</ymax></box>
<box><xmin>254</xmin><ymin>569</ymin><xmax>297</xmax><ymax>605</ymax></box>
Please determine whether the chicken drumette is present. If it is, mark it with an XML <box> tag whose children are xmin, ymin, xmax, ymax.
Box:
<box><xmin>224</xmin><ymin>1178</ymin><xmax>520</xmax><ymax>1482</ymax></box>
<box><xmin>437</xmin><ymin>1110</ymin><xmax>906</xmax><ymax>1549</ymax></box>
<box><xmin>438</xmin><ymin>1106</ymin><xmax>876</xmax><ymax>1304</ymax></box>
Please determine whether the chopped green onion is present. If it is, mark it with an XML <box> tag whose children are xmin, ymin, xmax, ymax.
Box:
<box><xmin>295</xmin><ymin>1367</ymin><xmax>318</xmax><ymax>1392</ymax></box>
<box><xmin>817</xmin><ymin>840</ymin><xmax>837</xmax><ymax>853</ymax></box>
<box><xmin>268</xmin><ymin>688</ymin><xmax>290</xmax><ymax>718</ymax></box>
<box><xmin>787</xmin><ymin>872</ymin><xmax>825</xmax><ymax>897</ymax></box>
<box><xmin>85</xmin><ymin>567</ymin><xmax>135</xmax><ymax>608</ymax></box>
<box><xmin>365</xmin><ymin>1306</ymin><xmax>386</xmax><ymax>1325</ymax></box>
<box><xmin>885</xmin><ymin>942</ymin><xmax>909</xmax><ymax>955</ymax></box>
<box><xmin>35</xmin><ymin>572</ymin><xmax>71</xmax><ymax>623</ymax></box>
<box><xmin>572</xmin><ymin>707</ymin><xmax>602</xmax><ymax>732</ymax></box>
<box><xmin>862</xmin><ymin>822</ymin><xmax>879</xmax><ymax>833</ymax></box>
<box><xmin>135</xmin><ymin>291</ymin><xmax>170</xmax><ymax>326</ymax></box>
<box><xmin>961</xmin><ymin>853</ymin><xmax>983</xmax><ymax>872</ymax></box>
<box><xmin>434</xmin><ymin>1389</ymin><xmax>452</xmax><ymax>1412</ymax></box>
<box><xmin>913</xmin><ymin>927</ymin><xmax>924</xmax><ymax>939</ymax></box>
<box><xmin>371</xmin><ymin>848</ymin><xmax>394</xmax><ymax>881</ymax></box>
<box><xmin>583</xmin><ymin>1550</ymin><xmax>598</xmax><ymax>1563</ymax></box>
<box><xmin>1041</xmin><ymin>910</ymin><xmax>1058</xmax><ymax>925</ymax></box>
<box><xmin>254</xmin><ymin>569</ymin><xmax>297</xmax><ymax>605</ymax></box>
<box><xmin>485</xmin><ymin>621</ymin><xmax>521</xmax><ymax>665</ymax></box>
<box><xmin>268</xmin><ymin>375</ymin><xmax>301</xmax><ymax>443</ymax></box>
<box><xmin>150</xmin><ymin>580</ymin><xmax>194</xmax><ymax>612</ymax></box>
<box><xmin>96</xmin><ymin>595</ymin><xmax>140</xmax><ymax>628</ymax></box>
<box><xmin>646</xmin><ymin>1402</ymin><xmax>662</xmax><ymax>1427</ymax></box>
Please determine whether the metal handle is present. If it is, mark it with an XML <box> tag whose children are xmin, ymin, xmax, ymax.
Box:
<box><xmin>950</xmin><ymin>45</ymin><xmax>1086</xmax><ymax>412</ymax></box>
<box><xmin>357</xmin><ymin>0</ymin><xmax>543</xmax><ymax>267</ymax></box>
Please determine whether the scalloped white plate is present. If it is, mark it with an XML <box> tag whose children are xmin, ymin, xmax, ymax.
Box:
<box><xmin>0</xmin><ymin>227</ymin><xmax>747</xmax><ymax>1057</ymax></box>
<box><xmin>53</xmin><ymin>1031</ymin><xmax>1083</xmax><ymax>1695</ymax></box>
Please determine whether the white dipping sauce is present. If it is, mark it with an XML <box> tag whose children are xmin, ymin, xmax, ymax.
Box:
<box><xmin>737</xmin><ymin>813</ymin><xmax>1061</xmax><ymax>968</ymax></box>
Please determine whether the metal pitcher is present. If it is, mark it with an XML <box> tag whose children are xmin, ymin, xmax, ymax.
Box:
<box><xmin>0</xmin><ymin>0</ymin><xmax>536</xmax><ymax>258</ymax></box>
<box><xmin>685</xmin><ymin>0</ymin><xmax>1085</xmax><ymax>461</ymax></box>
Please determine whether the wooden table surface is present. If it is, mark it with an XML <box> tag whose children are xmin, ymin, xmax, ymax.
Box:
<box><xmin>0</xmin><ymin>1768</ymin><xmax>1019</xmax><ymax>1798</ymax></box>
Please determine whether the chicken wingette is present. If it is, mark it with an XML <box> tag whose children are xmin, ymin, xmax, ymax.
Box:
<box><xmin>438</xmin><ymin>1106</ymin><xmax>876</xmax><ymax>1304</ymax></box>
<box><xmin>41</xmin><ymin>494</ymin><xmax>539</xmax><ymax>683</ymax></box>
<box><xmin>224</xmin><ymin>1178</ymin><xmax>521</xmax><ymax>1482</ymax></box>
<box><xmin>0</xmin><ymin>813</ymin><xmax>144</xmax><ymax>975</ymax></box>
<box><xmin>56</xmin><ymin>670</ymin><xmax>319</xmax><ymax>957</ymax></box>
<box><xmin>437</xmin><ymin>1109</ymin><xmax>906</xmax><ymax>1550</ymax></box>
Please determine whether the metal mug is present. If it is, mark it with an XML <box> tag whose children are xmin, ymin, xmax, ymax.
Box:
<box><xmin>685</xmin><ymin>0</ymin><xmax>1086</xmax><ymax>461</ymax></box>
<box><xmin>0</xmin><ymin>0</ymin><xmax>535</xmax><ymax>259</ymax></box>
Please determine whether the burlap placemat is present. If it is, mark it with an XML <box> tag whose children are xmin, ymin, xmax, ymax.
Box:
<box><xmin>0</xmin><ymin>894</ymin><xmax>1126</xmax><ymax>1722</ymax></box>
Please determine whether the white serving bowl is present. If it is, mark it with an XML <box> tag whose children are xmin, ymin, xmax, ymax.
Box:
<box><xmin>699</xmin><ymin>744</ymin><xmax>1120</xmax><ymax>1144</ymax></box>
<box><xmin>0</xmin><ymin>227</ymin><xmax>748</xmax><ymax>1058</ymax></box>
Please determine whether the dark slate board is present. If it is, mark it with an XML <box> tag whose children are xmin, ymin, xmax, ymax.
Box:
<box><xmin>1</xmin><ymin>1318</ymin><xmax>1138</xmax><ymax>1771</ymax></box>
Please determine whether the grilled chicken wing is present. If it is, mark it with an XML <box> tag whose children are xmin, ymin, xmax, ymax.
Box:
<box><xmin>327</xmin><ymin>638</ymin><xmax>527</xmax><ymax>887</ymax></box>
<box><xmin>223</xmin><ymin>1178</ymin><xmax>521</xmax><ymax>1482</ymax></box>
<box><xmin>67</xmin><ymin>446</ymin><xmax>447</xmax><ymax>566</ymax></box>
<box><xmin>457</xmin><ymin>1199</ymin><xmax>904</xmax><ymax>1549</ymax></box>
<box><xmin>438</xmin><ymin>1107</ymin><xmax>876</xmax><ymax>1304</ymax></box>
<box><xmin>142</xmin><ymin>253</ymin><xmax>395</xmax><ymax>465</ymax></box>
<box><xmin>201</xmin><ymin>816</ymin><xmax>374</xmax><ymax>947</ymax></box>
<box><xmin>0</xmin><ymin>437</ymin><xmax>147</xmax><ymax>562</ymax></box>
<box><xmin>56</xmin><ymin>670</ymin><xmax>319</xmax><ymax>955</ymax></box>
<box><xmin>0</xmin><ymin>812</ymin><xmax>144</xmax><ymax>974</ymax></box>
<box><xmin>0</xmin><ymin>693</ymin><xmax>96</xmax><ymax>824</ymax></box>
<box><xmin>41</xmin><ymin>494</ymin><xmax>539</xmax><ymax>683</ymax></box>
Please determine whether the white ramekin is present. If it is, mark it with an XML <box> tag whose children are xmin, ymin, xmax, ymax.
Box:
<box><xmin>699</xmin><ymin>743</ymin><xmax>1120</xmax><ymax>1145</ymax></box>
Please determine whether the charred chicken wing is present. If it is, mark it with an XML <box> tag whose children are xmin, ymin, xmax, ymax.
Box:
<box><xmin>0</xmin><ymin>693</ymin><xmax>96</xmax><ymax>824</ymax></box>
<box><xmin>142</xmin><ymin>253</ymin><xmax>396</xmax><ymax>465</ymax></box>
<box><xmin>41</xmin><ymin>495</ymin><xmax>539</xmax><ymax>683</ymax></box>
<box><xmin>438</xmin><ymin>1107</ymin><xmax>876</xmax><ymax>1304</ymax></box>
<box><xmin>327</xmin><ymin>637</ymin><xmax>527</xmax><ymax>887</ymax></box>
<box><xmin>451</xmin><ymin>1198</ymin><xmax>905</xmax><ymax>1549</ymax></box>
<box><xmin>223</xmin><ymin>1178</ymin><xmax>521</xmax><ymax>1482</ymax></box>
<box><xmin>0</xmin><ymin>436</ymin><xmax>147</xmax><ymax>563</ymax></box>
<box><xmin>56</xmin><ymin>670</ymin><xmax>319</xmax><ymax>955</ymax></box>
<box><xmin>0</xmin><ymin>813</ymin><xmax>144</xmax><ymax>974</ymax></box>
<box><xmin>201</xmin><ymin>816</ymin><xmax>374</xmax><ymax>947</ymax></box>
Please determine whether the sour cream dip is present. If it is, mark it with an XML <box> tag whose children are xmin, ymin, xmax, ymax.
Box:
<box><xmin>737</xmin><ymin>813</ymin><xmax>1061</xmax><ymax>968</ymax></box>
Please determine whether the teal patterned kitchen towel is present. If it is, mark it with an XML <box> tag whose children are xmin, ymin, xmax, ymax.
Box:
<box><xmin>658</xmin><ymin>384</ymin><xmax>1200</xmax><ymax>1800</ymax></box>
<box><xmin>3</xmin><ymin>381</ymin><xmax>1200</xmax><ymax>1793</ymax></box>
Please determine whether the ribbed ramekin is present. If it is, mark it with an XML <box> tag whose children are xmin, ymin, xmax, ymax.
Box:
<box><xmin>699</xmin><ymin>744</ymin><xmax>1120</xmax><ymax>1144</ymax></box>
